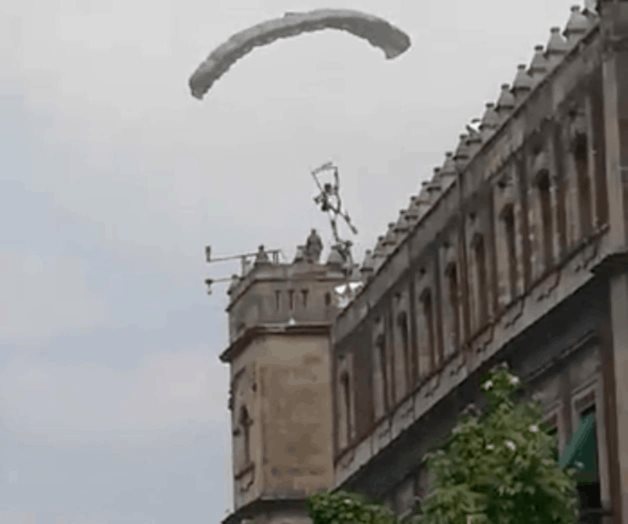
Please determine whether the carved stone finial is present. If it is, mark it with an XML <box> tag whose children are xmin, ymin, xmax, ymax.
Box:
<box><xmin>360</xmin><ymin>249</ymin><xmax>375</xmax><ymax>278</ymax></box>
<box><xmin>564</xmin><ymin>5</ymin><xmax>591</xmax><ymax>43</ymax></box>
<box><xmin>326</xmin><ymin>244</ymin><xmax>345</xmax><ymax>266</ymax></box>
<box><xmin>529</xmin><ymin>45</ymin><xmax>549</xmax><ymax>84</ymax></box>
<box><xmin>454</xmin><ymin>134</ymin><xmax>470</xmax><ymax>162</ymax></box>
<box><xmin>394</xmin><ymin>210</ymin><xmax>410</xmax><ymax>235</ymax></box>
<box><xmin>496</xmin><ymin>84</ymin><xmax>516</xmax><ymax>116</ymax></box>
<box><xmin>383</xmin><ymin>222</ymin><xmax>398</xmax><ymax>247</ymax></box>
<box><xmin>512</xmin><ymin>64</ymin><xmax>534</xmax><ymax>98</ymax></box>
<box><xmin>546</xmin><ymin>27</ymin><xmax>569</xmax><ymax>66</ymax></box>
<box><xmin>480</xmin><ymin>103</ymin><xmax>499</xmax><ymax>132</ymax></box>
<box><xmin>373</xmin><ymin>236</ymin><xmax>387</xmax><ymax>258</ymax></box>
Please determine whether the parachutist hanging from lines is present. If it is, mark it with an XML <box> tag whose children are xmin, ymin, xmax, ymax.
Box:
<box><xmin>312</xmin><ymin>162</ymin><xmax>358</xmax><ymax>239</ymax></box>
<box><xmin>311</xmin><ymin>162</ymin><xmax>358</xmax><ymax>273</ymax></box>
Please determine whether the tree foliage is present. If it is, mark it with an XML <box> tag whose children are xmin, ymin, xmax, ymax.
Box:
<box><xmin>308</xmin><ymin>364</ymin><xmax>579</xmax><ymax>524</ymax></box>
<box><xmin>416</xmin><ymin>364</ymin><xmax>578</xmax><ymax>524</ymax></box>
<box><xmin>308</xmin><ymin>491</ymin><xmax>396</xmax><ymax>524</ymax></box>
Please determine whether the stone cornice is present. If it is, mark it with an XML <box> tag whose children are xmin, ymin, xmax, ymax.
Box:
<box><xmin>220</xmin><ymin>322</ymin><xmax>331</xmax><ymax>363</ymax></box>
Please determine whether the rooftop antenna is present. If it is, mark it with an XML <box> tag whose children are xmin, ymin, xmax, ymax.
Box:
<box><xmin>203</xmin><ymin>244</ymin><xmax>284</xmax><ymax>295</ymax></box>
<box><xmin>310</xmin><ymin>161</ymin><xmax>358</xmax><ymax>276</ymax></box>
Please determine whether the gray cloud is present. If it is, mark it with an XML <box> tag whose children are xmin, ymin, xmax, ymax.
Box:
<box><xmin>0</xmin><ymin>251</ymin><xmax>108</xmax><ymax>344</ymax></box>
<box><xmin>0</xmin><ymin>347</ymin><xmax>227</xmax><ymax>446</ymax></box>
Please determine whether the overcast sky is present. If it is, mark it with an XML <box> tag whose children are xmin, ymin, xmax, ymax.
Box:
<box><xmin>1</xmin><ymin>0</ymin><xmax>582</xmax><ymax>522</ymax></box>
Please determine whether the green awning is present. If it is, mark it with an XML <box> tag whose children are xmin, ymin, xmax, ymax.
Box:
<box><xmin>559</xmin><ymin>413</ymin><xmax>598</xmax><ymax>483</ymax></box>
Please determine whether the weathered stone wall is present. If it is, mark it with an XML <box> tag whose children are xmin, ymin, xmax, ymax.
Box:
<box><xmin>258</xmin><ymin>334</ymin><xmax>334</xmax><ymax>497</ymax></box>
<box><xmin>227</xmin><ymin>261</ymin><xmax>344</xmax><ymax>342</ymax></box>
<box><xmin>222</xmin><ymin>258</ymin><xmax>345</xmax><ymax>524</ymax></box>
<box><xmin>336</xmin><ymin>283</ymin><xmax>610</xmax><ymax>509</ymax></box>
<box><xmin>228</xmin><ymin>330</ymin><xmax>336</xmax><ymax>510</ymax></box>
<box><xmin>330</xmin><ymin>6</ymin><xmax>627</xmax><ymax>519</ymax></box>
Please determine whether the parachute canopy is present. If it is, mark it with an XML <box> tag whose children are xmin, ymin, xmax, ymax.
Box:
<box><xmin>189</xmin><ymin>9</ymin><xmax>411</xmax><ymax>99</ymax></box>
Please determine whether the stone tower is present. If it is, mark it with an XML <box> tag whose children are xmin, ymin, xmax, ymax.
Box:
<box><xmin>220</xmin><ymin>232</ymin><xmax>346</xmax><ymax>524</ymax></box>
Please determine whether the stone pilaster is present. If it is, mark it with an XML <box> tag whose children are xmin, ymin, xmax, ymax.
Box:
<box><xmin>600</xmin><ymin>1</ymin><xmax>628</xmax><ymax>520</ymax></box>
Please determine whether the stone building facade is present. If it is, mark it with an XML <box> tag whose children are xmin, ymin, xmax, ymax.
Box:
<box><xmin>219</xmin><ymin>1</ymin><xmax>628</xmax><ymax>523</ymax></box>
<box><xmin>220</xmin><ymin>241</ymin><xmax>347</xmax><ymax>524</ymax></box>
<box><xmin>331</xmin><ymin>2</ymin><xmax>628</xmax><ymax>522</ymax></box>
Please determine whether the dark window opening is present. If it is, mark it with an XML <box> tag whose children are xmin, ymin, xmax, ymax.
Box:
<box><xmin>239</xmin><ymin>406</ymin><xmax>252</xmax><ymax>465</ymax></box>
<box><xmin>288</xmin><ymin>290</ymin><xmax>295</xmax><ymax>310</ymax></box>
<box><xmin>340</xmin><ymin>372</ymin><xmax>352</xmax><ymax>444</ymax></box>
<box><xmin>446</xmin><ymin>264</ymin><xmax>460</xmax><ymax>353</ymax></box>
<box><xmin>574</xmin><ymin>139</ymin><xmax>593</xmax><ymax>238</ymax></box>
<box><xmin>421</xmin><ymin>291</ymin><xmax>436</xmax><ymax>372</ymax></box>
<box><xmin>501</xmin><ymin>205</ymin><xmax>518</xmax><ymax>300</ymax></box>
<box><xmin>377</xmin><ymin>334</ymin><xmax>390</xmax><ymax>411</ymax></box>
<box><xmin>473</xmin><ymin>235</ymin><xmax>489</xmax><ymax>327</ymax></box>
<box><xmin>537</xmin><ymin>171</ymin><xmax>554</xmax><ymax>270</ymax></box>
<box><xmin>397</xmin><ymin>312</ymin><xmax>411</xmax><ymax>389</ymax></box>
<box><xmin>577</xmin><ymin>406</ymin><xmax>602</xmax><ymax>515</ymax></box>
<box><xmin>301</xmin><ymin>289</ymin><xmax>309</xmax><ymax>308</ymax></box>
<box><xmin>591</xmin><ymin>85</ymin><xmax>609</xmax><ymax>228</ymax></box>
<box><xmin>324</xmin><ymin>292</ymin><xmax>332</xmax><ymax>306</ymax></box>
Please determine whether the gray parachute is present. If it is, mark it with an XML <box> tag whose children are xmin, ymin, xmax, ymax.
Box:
<box><xmin>189</xmin><ymin>9</ymin><xmax>411</xmax><ymax>99</ymax></box>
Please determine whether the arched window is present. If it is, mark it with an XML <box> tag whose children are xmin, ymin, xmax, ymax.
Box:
<box><xmin>536</xmin><ymin>171</ymin><xmax>554</xmax><ymax>270</ymax></box>
<box><xmin>301</xmin><ymin>289</ymin><xmax>309</xmax><ymax>308</ymax></box>
<box><xmin>501</xmin><ymin>204</ymin><xmax>518</xmax><ymax>300</ymax></box>
<box><xmin>421</xmin><ymin>290</ymin><xmax>436</xmax><ymax>372</ymax></box>
<box><xmin>445</xmin><ymin>264</ymin><xmax>460</xmax><ymax>353</ymax></box>
<box><xmin>288</xmin><ymin>290</ymin><xmax>295</xmax><ymax>310</ymax></box>
<box><xmin>397</xmin><ymin>312</ymin><xmax>411</xmax><ymax>389</ymax></box>
<box><xmin>376</xmin><ymin>333</ymin><xmax>390</xmax><ymax>412</ymax></box>
<box><xmin>340</xmin><ymin>372</ymin><xmax>353</xmax><ymax>445</ymax></box>
<box><xmin>239</xmin><ymin>406</ymin><xmax>252</xmax><ymax>465</ymax></box>
<box><xmin>473</xmin><ymin>234</ymin><xmax>489</xmax><ymax>328</ymax></box>
<box><xmin>573</xmin><ymin>135</ymin><xmax>592</xmax><ymax>238</ymax></box>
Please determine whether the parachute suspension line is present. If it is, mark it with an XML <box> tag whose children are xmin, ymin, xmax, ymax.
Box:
<box><xmin>310</xmin><ymin>162</ymin><xmax>358</xmax><ymax>278</ymax></box>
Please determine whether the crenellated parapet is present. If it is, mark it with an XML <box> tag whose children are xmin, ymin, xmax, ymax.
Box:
<box><xmin>349</xmin><ymin>4</ymin><xmax>600</xmax><ymax>306</ymax></box>
<box><xmin>225</xmin><ymin>232</ymin><xmax>347</xmax><ymax>345</ymax></box>
<box><xmin>331</xmin><ymin>2</ymin><xmax>615</xmax><ymax>488</ymax></box>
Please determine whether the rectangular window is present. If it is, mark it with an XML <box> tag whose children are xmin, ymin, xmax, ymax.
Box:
<box><xmin>501</xmin><ymin>205</ymin><xmax>518</xmax><ymax>300</ymax></box>
<box><xmin>288</xmin><ymin>290</ymin><xmax>295</xmax><ymax>310</ymax></box>
<box><xmin>473</xmin><ymin>235</ymin><xmax>489</xmax><ymax>327</ymax></box>
<box><xmin>376</xmin><ymin>333</ymin><xmax>390</xmax><ymax>413</ymax></box>
<box><xmin>301</xmin><ymin>289</ymin><xmax>309</xmax><ymax>307</ymax></box>
<box><xmin>446</xmin><ymin>264</ymin><xmax>460</xmax><ymax>353</ymax></box>
<box><xmin>591</xmin><ymin>87</ymin><xmax>608</xmax><ymax>227</ymax></box>
<box><xmin>537</xmin><ymin>172</ymin><xmax>554</xmax><ymax>270</ymax></box>
<box><xmin>576</xmin><ymin>406</ymin><xmax>601</xmax><ymax>513</ymax></box>
<box><xmin>421</xmin><ymin>291</ymin><xmax>436</xmax><ymax>372</ymax></box>
<box><xmin>398</xmin><ymin>312</ymin><xmax>411</xmax><ymax>390</ymax></box>
<box><xmin>340</xmin><ymin>372</ymin><xmax>353</xmax><ymax>445</ymax></box>
<box><xmin>574</xmin><ymin>140</ymin><xmax>593</xmax><ymax>238</ymax></box>
<box><xmin>239</xmin><ymin>406</ymin><xmax>252</xmax><ymax>465</ymax></box>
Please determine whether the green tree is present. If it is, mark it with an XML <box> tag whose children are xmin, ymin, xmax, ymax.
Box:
<box><xmin>416</xmin><ymin>364</ymin><xmax>578</xmax><ymax>524</ymax></box>
<box><xmin>308</xmin><ymin>491</ymin><xmax>396</xmax><ymax>524</ymax></box>
<box><xmin>308</xmin><ymin>364</ymin><xmax>579</xmax><ymax>524</ymax></box>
